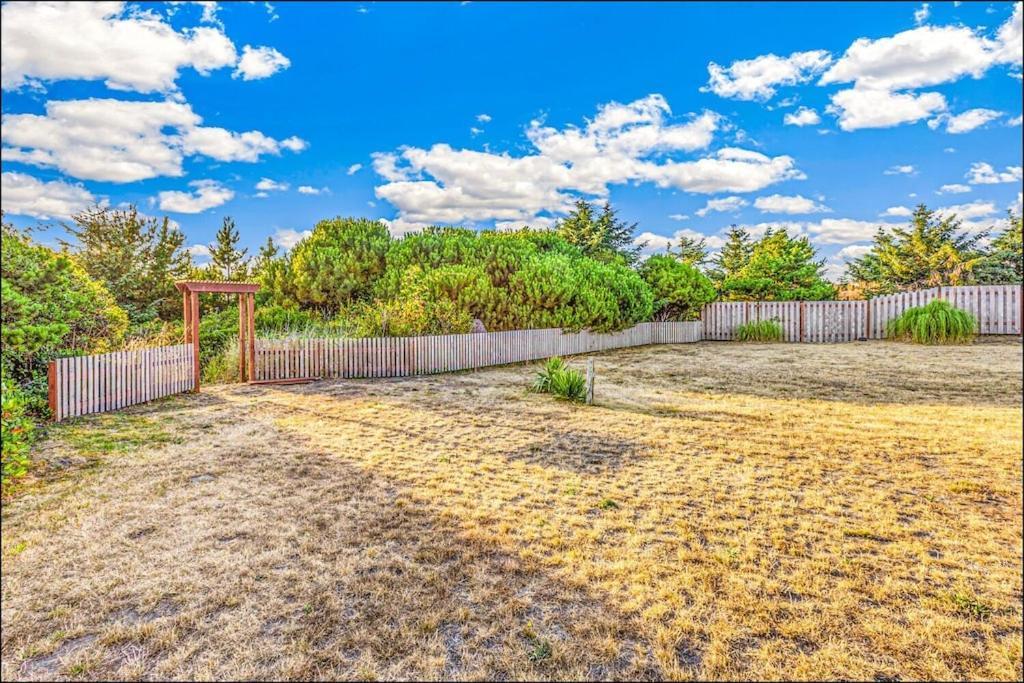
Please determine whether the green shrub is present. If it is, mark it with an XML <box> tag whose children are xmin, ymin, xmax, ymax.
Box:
<box><xmin>638</xmin><ymin>255</ymin><xmax>716</xmax><ymax>321</ymax></box>
<box><xmin>2</xmin><ymin>374</ymin><xmax>34</xmax><ymax>492</ymax></box>
<box><xmin>886</xmin><ymin>299</ymin><xmax>975</xmax><ymax>344</ymax></box>
<box><xmin>532</xmin><ymin>357</ymin><xmax>568</xmax><ymax>393</ymax></box>
<box><xmin>532</xmin><ymin>357</ymin><xmax>586</xmax><ymax>403</ymax></box>
<box><xmin>735</xmin><ymin>319</ymin><xmax>784</xmax><ymax>342</ymax></box>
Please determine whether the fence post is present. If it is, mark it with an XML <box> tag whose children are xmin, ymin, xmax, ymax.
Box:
<box><xmin>190</xmin><ymin>291</ymin><xmax>201</xmax><ymax>392</ymax></box>
<box><xmin>585</xmin><ymin>359</ymin><xmax>595</xmax><ymax>405</ymax></box>
<box><xmin>48</xmin><ymin>360</ymin><xmax>58</xmax><ymax>421</ymax></box>
<box><xmin>799</xmin><ymin>301</ymin><xmax>806</xmax><ymax>343</ymax></box>
<box><xmin>864</xmin><ymin>300</ymin><xmax>871</xmax><ymax>340</ymax></box>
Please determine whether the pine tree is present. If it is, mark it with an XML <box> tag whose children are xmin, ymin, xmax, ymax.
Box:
<box><xmin>250</xmin><ymin>236</ymin><xmax>280</xmax><ymax>281</ymax></box>
<box><xmin>667</xmin><ymin>234</ymin><xmax>708</xmax><ymax>266</ymax></box>
<box><xmin>206</xmin><ymin>217</ymin><xmax>249</xmax><ymax>281</ymax></box>
<box><xmin>556</xmin><ymin>200</ymin><xmax>641</xmax><ymax>265</ymax></box>
<box><xmin>710</xmin><ymin>226</ymin><xmax>753</xmax><ymax>280</ymax></box>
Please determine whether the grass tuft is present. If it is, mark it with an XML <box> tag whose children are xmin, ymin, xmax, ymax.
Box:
<box><xmin>735</xmin><ymin>319</ymin><xmax>784</xmax><ymax>342</ymax></box>
<box><xmin>532</xmin><ymin>357</ymin><xmax>587</xmax><ymax>403</ymax></box>
<box><xmin>885</xmin><ymin>299</ymin><xmax>975</xmax><ymax>345</ymax></box>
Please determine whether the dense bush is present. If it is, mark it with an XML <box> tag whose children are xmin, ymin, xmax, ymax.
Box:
<box><xmin>639</xmin><ymin>255</ymin><xmax>716</xmax><ymax>321</ymax></box>
<box><xmin>720</xmin><ymin>229</ymin><xmax>835</xmax><ymax>301</ymax></box>
<box><xmin>886</xmin><ymin>300</ymin><xmax>975</xmax><ymax>344</ymax></box>
<box><xmin>1</xmin><ymin>373</ymin><xmax>34</xmax><ymax>491</ymax></box>
<box><xmin>735</xmin><ymin>319</ymin><xmax>784</xmax><ymax>342</ymax></box>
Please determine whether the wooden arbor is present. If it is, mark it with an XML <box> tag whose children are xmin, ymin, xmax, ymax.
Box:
<box><xmin>175</xmin><ymin>281</ymin><xmax>261</xmax><ymax>391</ymax></box>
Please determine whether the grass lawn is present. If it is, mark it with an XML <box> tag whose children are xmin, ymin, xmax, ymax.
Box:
<box><xmin>2</xmin><ymin>340</ymin><xmax>1022</xmax><ymax>681</ymax></box>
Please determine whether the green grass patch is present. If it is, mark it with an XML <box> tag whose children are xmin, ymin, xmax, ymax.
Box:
<box><xmin>58</xmin><ymin>413</ymin><xmax>181</xmax><ymax>460</ymax></box>
<box><xmin>885</xmin><ymin>300</ymin><xmax>975</xmax><ymax>345</ymax></box>
<box><xmin>735</xmin><ymin>319</ymin><xmax>784</xmax><ymax>342</ymax></box>
<box><xmin>948</xmin><ymin>591</ymin><xmax>992</xmax><ymax>619</ymax></box>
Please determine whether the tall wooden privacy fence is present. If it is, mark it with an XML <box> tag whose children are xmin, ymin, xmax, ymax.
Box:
<box><xmin>253</xmin><ymin>321</ymin><xmax>702</xmax><ymax>381</ymax></box>
<box><xmin>48</xmin><ymin>344</ymin><xmax>194</xmax><ymax>422</ymax></box>
<box><xmin>702</xmin><ymin>285</ymin><xmax>1022</xmax><ymax>342</ymax></box>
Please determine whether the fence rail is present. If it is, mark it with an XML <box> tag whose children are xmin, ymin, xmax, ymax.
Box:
<box><xmin>253</xmin><ymin>322</ymin><xmax>702</xmax><ymax>381</ymax></box>
<box><xmin>48</xmin><ymin>344</ymin><xmax>195</xmax><ymax>422</ymax></box>
<box><xmin>703</xmin><ymin>285</ymin><xmax>1022</xmax><ymax>342</ymax></box>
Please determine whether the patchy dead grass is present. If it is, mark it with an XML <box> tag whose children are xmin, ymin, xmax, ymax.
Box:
<box><xmin>2</xmin><ymin>340</ymin><xmax>1021</xmax><ymax>681</ymax></box>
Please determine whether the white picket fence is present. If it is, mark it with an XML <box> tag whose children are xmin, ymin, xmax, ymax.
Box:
<box><xmin>49</xmin><ymin>344</ymin><xmax>194</xmax><ymax>422</ymax></box>
<box><xmin>703</xmin><ymin>285</ymin><xmax>1022</xmax><ymax>342</ymax></box>
<box><xmin>253</xmin><ymin>321</ymin><xmax>702</xmax><ymax>381</ymax></box>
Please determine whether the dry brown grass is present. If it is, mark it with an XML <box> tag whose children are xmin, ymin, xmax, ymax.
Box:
<box><xmin>2</xmin><ymin>340</ymin><xmax>1021</xmax><ymax>681</ymax></box>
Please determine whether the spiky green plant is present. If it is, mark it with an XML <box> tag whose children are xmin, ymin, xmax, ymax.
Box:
<box><xmin>885</xmin><ymin>299</ymin><xmax>975</xmax><ymax>344</ymax></box>
<box><xmin>735</xmin><ymin>319</ymin><xmax>784</xmax><ymax>342</ymax></box>
<box><xmin>548</xmin><ymin>366</ymin><xmax>587</xmax><ymax>403</ymax></box>
<box><xmin>532</xmin><ymin>357</ymin><xmax>568</xmax><ymax>393</ymax></box>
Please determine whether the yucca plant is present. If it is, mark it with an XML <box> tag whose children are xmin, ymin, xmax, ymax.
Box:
<box><xmin>886</xmin><ymin>300</ymin><xmax>975</xmax><ymax>344</ymax></box>
<box><xmin>532</xmin><ymin>357</ymin><xmax>568</xmax><ymax>393</ymax></box>
<box><xmin>735</xmin><ymin>319</ymin><xmax>784</xmax><ymax>342</ymax></box>
<box><xmin>548</xmin><ymin>366</ymin><xmax>587</xmax><ymax>403</ymax></box>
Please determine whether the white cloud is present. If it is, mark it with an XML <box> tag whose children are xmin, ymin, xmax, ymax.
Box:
<box><xmin>373</xmin><ymin>95</ymin><xmax>803</xmax><ymax>228</ymax></box>
<box><xmin>1008</xmin><ymin>114</ymin><xmax>1023</xmax><ymax>126</ymax></box>
<box><xmin>884</xmin><ymin>164</ymin><xmax>917</xmax><ymax>175</ymax></box>
<box><xmin>928</xmin><ymin>108</ymin><xmax>1002</xmax><ymax>133</ymax></box>
<box><xmin>254</xmin><ymin>191</ymin><xmax>269</xmax><ymax>198</ymax></box>
<box><xmin>346</xmin><ymin>163</ymin><xmax>363</xmax><ymax>175</ymax></box>
<box><xmin>1011</xmin><ymin>192</ymin><xmax>1023</xmax><ymax>215</ymax></box>
<box><xmin>703</xmin><ymin>50</ymin><xmax>833</xmax><ymax>101</ymax></box>
<box><xmin>668</xmin><ymin>213</ymin><xmax>689</xmax><ymax>221</ymax></box>
<box><xmin>753</xmin><ymin>194</ymin><xmax>830</xmax><ymax>214</ymax></box>
<box><xmin>633</xmin><ymin>228</ymin><xmax>726</xmax><ymax>258</ymax></box>
<box><xmin>470</xmin><ymin>126</ymin><xmax>484</xmax><ymax>136</ymax></box>
<box><xmin>279</xmin><ymin>136</ymin><xmax>308</xmax><ymax>152</ymax></box>
<box><xmin>255</xmin><ymin>177</ymin><xmax>288</xmax><ymax>191</ymax></box>
<box><xmin>0</xmin><ymin>171</ymin><xmax>99</xmax><ymax>219</ymax></box>
<box><xmin>233</xmin><ymin>45</ymin><xmax>290</xmax><ymax>80</ymax></box>
<box><xmin>803</xmin><ymin>218</ymin><xmax>900</xmax><ymax>245</ymax></box>
<box><xmin>1</xmin><ymin>98</ymin><xmax>307</xmax><ymax>182</ymax></box>
<box><xmin>783</xmin><ymin>107</ymin><xmax>821</xmax><ymax>126</ymax></box>
<box><xmin>297</xmin><ymin>185</ymin><xmax>328</xmax><ymax>195</ymax></box>
<box><xmin>187</xmin><ymin>243</ymin><xmax>212</xmax><ymax>261</ymax></box>
<box><xmin>935</xmin><ymin>200</ymin><xmax>999</xmax><ymax>219</ymax></box>
<box><xmin>944</xmin><ymin>147</ymin><xmax>957</xmax><ymax>153</ymax></box>
<box><xmin>835</xmin><ymin>244</ymin><xmax>872</xmax><ymax>261</ymax></box>
<box><xmin>493</xmin><ymin>216</ymin><xmax>558</xmax><ymax>231</ymax></box>
<box><xmin>881</xmin><ymin>205</ymin><xmax>913</xmax><ymax>217</ymax></box>
<box><xmin>938</xmin><ymin>183</ymin><xmax>972</xmax><ymax>194</ymax></box>
<box><xmin>1</xmin><ymin>1</ymin><xmax>237</xmax><ymax>93</ymax></box>
<box><xmin>157</xmin><ymin>179</ymin><xmax>234</xmax><ymax>213</ymax></box>
<box><xmin>695</xmin><ymin>196</ymin><xmax>747</xmax><ymax>217</ymax></box>
<box><xmin>476</xmin><ymin>113</ymin><xmax>492</xmax><ymax>123</ymax></box>
<box><xmin>966</xmin><ymin>162</ymin><xmax>1023</xmax><ymax>184</ymax></box>
<box><xmin>271</xmin><ymin>227</ymin><xmax>312</xmax><ymax>249</ymax></box>
<box><xmin>914</xmin><ymin>3</ymin><xmax>930</xmax><ymax>26</ymax></box>
<box><xmin>826</xmin><ymin>88</ymin><xmax>947</xmax><ymax>131</ymax></box>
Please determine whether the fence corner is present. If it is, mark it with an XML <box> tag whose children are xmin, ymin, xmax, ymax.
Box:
<box><xmin>47</xmin><ymin>360</ymin><xmax>58</xmax><ymax>421</ymax></box>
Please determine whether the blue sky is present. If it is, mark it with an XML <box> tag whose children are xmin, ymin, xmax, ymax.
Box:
<box><xmin>2</xmin><ymin>1</ymin><xmax>1022</xmax><ymax>279</ymax></box>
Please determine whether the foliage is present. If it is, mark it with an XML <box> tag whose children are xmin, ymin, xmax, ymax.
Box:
<box><xmin>250</xmin><ymin>236</ymin><xmax>280</xmax><ymax>282</ymax></box>
<box><xmin>286</xmin><ymin>217</ymin><xmax>391</xmax><ymax>311</ymax></box>
<box><xmin>63</xmin><ymin>205</ymin><xmax>192</xmax><ymax>324</ymax></box>
<box><xmin>721</xmin><ymin>228</ymin><xmax>835</xmax><ymax>301</ymax></box>
<box><xmin>846</xmin><ymin>205</ymin><xmax>986</xmax><ymax>294</ymax></box>
<box><xmin>2</xmin><ymin>373</ymin><xmax>34</xmax><ymax>492</ymax></box>
<box><xmin>735</xmin><ymin>319</ymin><xmax>784</xmax><ymax>342</ymax></box>
<box><xmin>885</xmin><ymin>300</ymin><xmax>975</xmax><ymax>344</ymax></box>
<box><xmin>531</xmin><ymin>357</ymin><xmax>586</xmax><ymax>403</ymax></box>
<box><xmin>973</xmin><ymin>213</ymin><xmax>1023</xmax><ymax>284</ymax></box>
<box><xmin>710</xmin><ymin>226</ymin><xmax>753</xmax><ymax>281</ymax></box>
<box><xmin>351</xmin><ymin>293</ymin><xmax>472</xmax><ymax>337</ymax></box>
<box><xmin>2</xmin><ymin>221</ymin><xmax>128</xmax><ymax>402</ymax></box>
<box><xmin>556</xmin><ymin>200</ymin><xmax>642</xmax><ymax>265</ymax></box>
<box><xmin>638</xmin><ymin>255</ymin><xmax>716</xmax><ymax>320</ymax></box>
<box><xmin>666</xmin><ymin>234</ymin><xmax>709</xmax><ymax>266</ymax></box>
<box><xmin>202</xmin><ymin>216</ymin><xmax>249</xmax><ymax>281</ymax></box>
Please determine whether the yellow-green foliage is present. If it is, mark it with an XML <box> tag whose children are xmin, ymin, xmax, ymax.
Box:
<box><xmin>886</xmin><ymin>299</ymin><xmax>975</xmax><ymax>344</ymax></box>
<box><xmin>735</xmin><ymin>319</ymin><xmax>784</xmax><ymax>342</ymax></box>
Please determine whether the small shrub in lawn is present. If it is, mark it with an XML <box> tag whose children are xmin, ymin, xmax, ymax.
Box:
<box><xmin>885</xmin><ymin>299</ymin><xmax>975</xmax><ymax>344</ymax></box>
<box><xmin>735</xmin><ymin>319</ymin><xmax>783</xmax><ymax>342</ymax></box>
<box><xmin>532</xmin><ymin>357</ymin><xmax>586</xmax><ymax>403</ymax></box>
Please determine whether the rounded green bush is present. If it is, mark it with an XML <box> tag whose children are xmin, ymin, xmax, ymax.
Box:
<box><xmin>885</xmin><ymin>299</ymin><xmax>975</xmax><ymax>344</ymax></box>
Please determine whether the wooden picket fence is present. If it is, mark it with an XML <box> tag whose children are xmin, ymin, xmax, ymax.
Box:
<box><xmin>253</xmin><ymin>321</ymin><xmax>702</xmax><ymax>381</ymax></box>
<box><xmin>703</xmin><ymin>285</ymin><xmax>1023</xmax><ymax>342</ymax></box>
<box><xmin>48</xmin><ymin>344</ymin><xmax>194</xmax><ymax>422</ymax></box>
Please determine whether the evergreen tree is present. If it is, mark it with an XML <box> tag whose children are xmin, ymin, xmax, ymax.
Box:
<box><xmin>250</xmin><ymin>236</ymin><xmax>280</xmax><ymax>281</ymax></box>
<box><xmin>62</xmin><ymin>206</ymin><xmax>192</xmax><ymax>323</ymax></box>
<box><xmin>710</xmin><ymin>226</ymin><xmax>753</xmax><ymax>280</ymax></box>
<box><xmin>721</xmin><ymin>228</ymin><xmax>834</xmax><ymax>301</ymax></box>
<box><xmin>846</xmin><ymin>205</ymin><xmax>985</xmax><ymax>293</ymax></box>
<box><xmin>206</xmin><ymin>217</ymin><xmax>249</xmax><ymax>281</ymax></box>
<box><xmin>974</xmin><ymin>212</ymin><xmax>1022</xmax><ymax>284</ymax></box>
<box><xmin>666</xmin><ymin>234</ymin><xmax>708</xmax><ymax>266</ymax></box>
<box><xmin>556</xmin><ymin>200</ymin><xmax>641</xmax><ymax>265</ymax></box>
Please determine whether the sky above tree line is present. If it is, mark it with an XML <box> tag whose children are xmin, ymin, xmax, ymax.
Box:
<box><xmin>1</xmin><ymin>1</ymin><xmax>1022</xmax><ymax>280</ymax></box>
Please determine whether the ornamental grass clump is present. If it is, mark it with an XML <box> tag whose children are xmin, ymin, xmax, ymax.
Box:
<box><xmin>735</xmin><ymin>319</ymin><xmax>784</xmax><ymax>342</ymax></box>
<box><xmin>885</xmin><ymin>300</ymin><xmax>975</xmax><ymax>345</ymax></box>
<box><xmin>532</xmin><ymin>357</ymin><xmax>586</xmax><ymax>403</ymax></box>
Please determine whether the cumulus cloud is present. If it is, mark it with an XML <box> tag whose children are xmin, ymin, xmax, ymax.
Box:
<box><xmin>802</xmin><ymin>218</ymin><xmax>902</xmax><ymax>245</ymax></box>
<box><xmin>1</xmin><ymin>98</ymin><xmax>307</xmax><ymax>182</ymax></box>
<box><xmin>255</xmin><ymin>177</ymin><xmax>288</xmax><ymax>192</ymax></box>
<box><xmin>695</xmin><ymin>196</ymin><xmax>747</xmax><ymax>217</ymax></box>
<box><xmin>826</xmin><ymin>88</ymin><xmax>946</xmax><ymax>131</ymax></box>
<box><xmin>934</xmin><ymin>200</ymin><xmax>1000</xmax><ymax>219</ymax></box>
<box><xmin>928</xmin><ymin>108</ymin><xmax>1003</xmax><ymax>134</ymax></box>
<box><xmin>271</xmin><ymin>227</ymin><xmax>312</xmax><ymax>249</ymax></box>
<box><xmin>157</xmin><ymin>179</ymin><xmax>234</xmax><ymax>213</ymax></box>
<box><xmin>913</xmin><ymin>3</ymin><xmax>930</xmax><ymax>26</ymax></box>
<box><xmin>346</xmin><ymin>163</ymin><xmax>363</xmax><ymax>175</ymax></box>
<box><xmin>881</xmin><ymin>205</ymin><xmax>913</xmax><ymax>217</ymax></box>
<box><xmin>0</xmin><ymin>1</ymin><xmax>238</xmax><ymax>93</ymax></box>
<box><xmin>1008</xmin><ymin>114</ymin><xmax>1023</xmax><ymax>126</ymax></box>
<box><xmin>632</xmin><ymin>228</ymin><xmax>726</xmax><ymax>258</ymax></box>
<box><xmin>938</xmin><ymin>183</ymin><xmax>972</xmax><ymax>194</ymax></box>
<box><xmin>233</xmin><ymin>45</ymin><xmax>290</xmax><ymax>80</ymax></box>
<box><xmin>884</xmin><ymin>164</ymin><xmax>916</xmax><ymax>175</ymax></box>
<box><xmin>703</xmin><ymin>50</ymin><xmax>833</xmax><ymax>101</ymax></box>
<box><xmin>372</xmin><ymin>95</ymin><xmax>805</xmax><ymax>228</ymax></box>
<box><xmin>966</xmin><ymin>162</ymin><xmax>1023</xmax><ymax>184</ymax></box>
<box><xmin>187</xmin><ymin>243</ymin><xmax>212</xmax><ymax>261</ymax></box>
<box><xmin>668</xmin><ymin>213</ymin><xmax>689</xmax><ymax>221</ymax></box>
<box><xmin>835</xmin><ymin>244</ymin><xmax>872</xmax><ymax>261</ymax></box>
<box><xmin>297</xmin><ymin>185</ymin><xmax>329</xmax><ymax>195</ymax></box>
<box><xmin>783</xmin><ymin>107</ymin><xmax>821</xmax><ymax>126</ymax></box>
<box><xmin>0</xmin><ymin>171</ymin><xmax>99</xmax><ymax>219</ymax></box>
<box><xmin>753</xmin><ymin>194</ymin><xmax>830</xmax><ymax>214</ymax></box>
<box><xmin>476</xmin><ymin>113</ymin><xmax>492</xmax><ymax>123</ymax></box>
